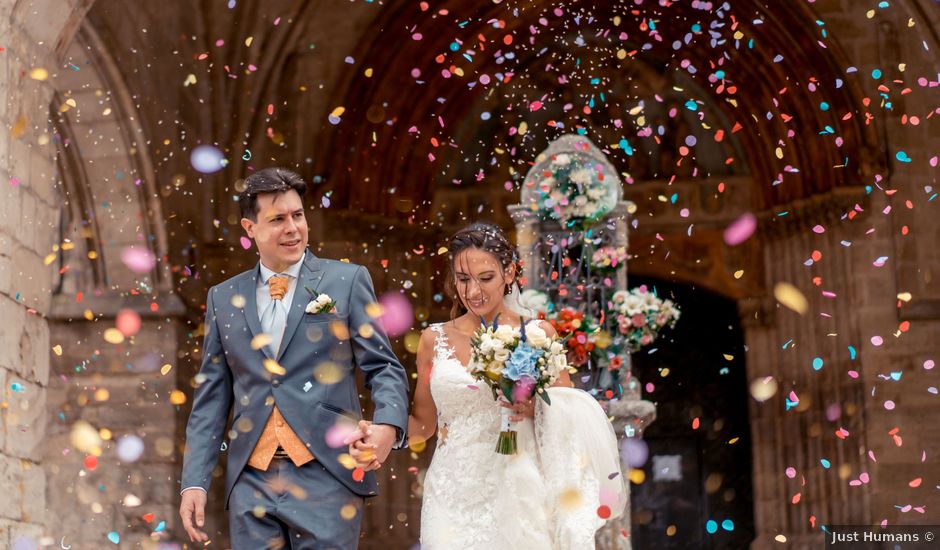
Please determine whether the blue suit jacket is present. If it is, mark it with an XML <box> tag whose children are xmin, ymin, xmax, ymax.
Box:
<box><xmin>180</xmin><ymin>252</ymin><xmax>410</xmax><ymax>507</ymax></box>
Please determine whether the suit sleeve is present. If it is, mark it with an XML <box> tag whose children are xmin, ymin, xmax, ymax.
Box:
<box><xmin>180</xmin><ymin>288</ymin><xmax>234</xmax><ymax>492</ymax></box>
<box><xmin>348</xmin><ymin>266</ymin><xmax>410</xmax><ymax>446</ymax></box>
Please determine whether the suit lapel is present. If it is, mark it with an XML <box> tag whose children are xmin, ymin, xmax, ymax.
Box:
<box><xmin>237</xmin><ymin>265</ymin><xmax>273</xmax><ymax>358</ymax></box>
<box><xmin>277</xmin><ymin>253</ymin><xmax>324</xmax><ymax>362</ymax></box>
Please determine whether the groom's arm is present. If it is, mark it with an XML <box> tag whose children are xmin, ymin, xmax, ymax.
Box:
<box><xmin>348</xmin><ymin>265</ymin><xmax>410</xmax><ymax>448</ymax></box>
<box><xmin>181</xmin><ymin>288</ymin><xmax>234</xmax><ymax>492</ymax></box>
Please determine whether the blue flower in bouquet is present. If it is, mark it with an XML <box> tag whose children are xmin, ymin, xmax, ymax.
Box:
<box><xmin>504</xmin><ymin>342</ymin><xmax>543</xmax><ymax>381</ymax></box>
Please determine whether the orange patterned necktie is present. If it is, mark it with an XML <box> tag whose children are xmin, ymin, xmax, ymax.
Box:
<box><xmin>268</xmin><ymin>275</ymin><xmax>289</xmax><ymax>301</ymax></box>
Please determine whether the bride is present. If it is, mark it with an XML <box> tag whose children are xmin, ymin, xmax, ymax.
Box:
<box><xmin>348</xmin><ymin>222</ymin><xmax>626</xmax><ymax>549</ymax></box>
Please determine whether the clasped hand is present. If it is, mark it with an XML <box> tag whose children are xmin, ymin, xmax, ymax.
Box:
<box><xmin>344</xmin><ymin>421</ymin><xmax>396</xmax><ymax>471</ymax></box>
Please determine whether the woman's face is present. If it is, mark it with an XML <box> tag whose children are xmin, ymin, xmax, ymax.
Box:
<box><xmin>453</xmin><ymin>247</ymin><xmax>515</xmax><ymax>318</ymax></box>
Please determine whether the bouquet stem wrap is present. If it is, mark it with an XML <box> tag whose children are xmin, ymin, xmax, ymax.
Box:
<box><xmin>496</xmin><ymin>397</ymin><xmax>518</xmax><ymax>455</ymax></box>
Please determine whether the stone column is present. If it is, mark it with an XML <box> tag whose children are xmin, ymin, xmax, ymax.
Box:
<box><xmin>45</xmin><ymin>294</ymin><xmax>186</xmax><ymax>548</ymax></box>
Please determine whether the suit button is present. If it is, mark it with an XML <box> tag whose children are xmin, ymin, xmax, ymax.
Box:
<box><xmin>272</xmin><ymin>380</ymin><xmax>280</xmax><ymax>387</ymax></box>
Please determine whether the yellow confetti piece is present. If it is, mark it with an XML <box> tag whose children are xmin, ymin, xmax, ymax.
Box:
<box><xmin>99</xmin><ymin>428</ymin><xmax>112</xmax><ymax>441</ymax></box>
<box><xmin>733</xmin><ymin>270</ymin><xmax>744</xmax><ymax>279</ymax></box>
<box><xmin>314</xmin><ymin>361</ymin><xmax>345</xmax><ymax>385</ymax></box>
<box><xmin>331</xmin><ymin>106</ymin><xmax>346</xmax><ymax>118</ymax></box>
<box><xmin>103</xmin><ymin>328</ymin><xmax>125</xmax><ymax>344</ymax></box>
<box><xmin>629</xmin><ymin>469</ymin><xmax>646</xmax><ymax>484</ymax></box>
<box><xmin>775</xmin><ymin>535</ymin><xmax>788</xmax><ymax>543</ymax></box>
<box><xmin>169</xmin><ymin>390</ymin><xmax>187</xmax><ymax>405</ymax></box>
<box><xmin>659</xmin><ymin>367</ymin><xmax>670</xmax><ymax>377</ymax></box>
<box><xmin>70</xmin><ymin>420</ymin><xmax>102</xmax><ymax>453</ymax></box>
<box><xmin>340</xmin><ymin>504</ymin><xmax>358</xmax><ymax>520</ymax></box>
<box><xmin>773</xmin><ymin>282</ymin><xmax>808</xmax><ymax>314</ymax></box>
<box><xmin>95</xmin><ymin>388</ymin><xmax>109</xmax><ymax>402</ymax></box>
<box><xmin>404</xmin><ymin>331</ymin><xmax>421</xmax><ymax>354</ymax></box>
<box><xmin>251</xmin><ymin>333</ymin><xmax>272</xmax><ymax>350</ymax></box>
<box><xmin>337</xmin><ymin>453</ymin><xmax>357</xmax><ymax>470</ymax></box>
<box><xmin>29</xmin><ymin>68</ymin><xmax>49</xmax><ymax>81</ymax></box>
<box><xmin>749</xmin><ymin>376</ymin><xmax>778</xmax><ymax>402</ymax></box>
<box><xmin>245</xmin><ymin>36</ymin><xmax>253</xmax><ymax>46</ymax></box>
<box><xmin>231</xmin><ymin>294</ymin><xmax>246</xmax><ymax>308</ymax></box>
<box><xmin>557</xmin><ymin>488</ymin><xmax>583</xmax><ymax>510</ymax></box>
<box><xmin>52</xmin><ymin>345</ymin><xmax>62</xmax><ymax>356</ymax></box>
<box><xmin>43</xmin><ymin>253</ymin><xmax>56</xmax><ymax>265</ymax></box>
<box><xmin>897</xmin><ymin>292</ymin><xmax>912</xmax><ymax>302</ymax></box>
<box><xmin>183</xmin><ymin>74</ymin><xmax>197</xmax><ymax>86</ymax></box>
<box><xmin>437</xmin><ymin>246</ymin><xmax>449</xmax><ymax>255</ymax></box>
<box><xmin>11</xmin><ymin>115</ymin><xmax>27</xmax><ymax>138</ymax></box>
<box><xmin>160</xmin><ymin>364</ymin><xmax>173</xmax><ymax>376</ymax></box>
<box><xmin>723</xmin><ymin>354</ymin><xmax>734</xmax><ymax>361</ymax></box>
<box><xmin>775</xmin><ymin>147</ymin><xmax>783</xmax><ymax>159</ymax></box>
<box><xmin>616</xmin><ymin>49</ymin><xmax>626</xmax><ymax>60</ymax></box>
<box><xmin>518</xmin><ymin>121</ymin><xmax>528</xmax><ymax>135</ymax></box>
<box><xmin>330</xmin><ymin>321</ymin><xmax>350</xmax><ymax>340</ymax></box>
<box><xmin>358</xmin><ymin>324</ymin><xmax>375</xmax><ymax>339</ymax></box>
<box><xmin>83</xmin><ymin>309</ymin><xmax>94</xmax><ymax>321</ymax></box>
<box><xmin>264</xmin><ymin>359</ymin><xmax>286</xmax><ymax>375</ymax></box>
<box><xmin>364</xmin><ymin>67</ymin><xmax>373</xmax><ymax>77</ymax></box>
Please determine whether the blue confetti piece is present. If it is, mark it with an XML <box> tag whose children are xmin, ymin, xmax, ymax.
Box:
<box><xmin>812</xmin><ymin>357</ymin><xmax>824</xmax><ymax>371</ymax></box>
<box><xmin>107</xmin><ymin>532</ymin><xmax>120</xmax><ymax>544</ymax></box>
<box><xmin>154</xmin><ymin>521</ymin><xmax>166</xmax><ymax>533</ymax></box>
<box><xmin>706</xmin><ymin>520</ymin><xmax>718</xmax><ymax>534</ymax></box>
<box><xmin>820</xmin><ymin>102</ymin><xmax>829</xmax><ymax>111</ymax></box>
<box><xmin>10</xmin><ymin>382</ymin><xmax>25</xmax><ymax>393</ymax></box>
<box><xmin>848</xmin><ymin>345</ymin><xmax>857</xmax><ymax>360</ymax></box>
<box><xmin>896</xmin><ymin>151</ymin><xmax>912</xmax><ymax>163</ymax></box>
<box><xmin>721</xmin><ymin>519</ymin><xmax>735</xmax><ymax>531</ymax></box>
<box><xmin>872</xmin><ymin>68</ymin><xmax>883</xmax><ymax>79</ymax></box>
<box><xmin>821</xmin><ymin>458</ymin><xmax>831</xmax><ymax>469</ymax></box>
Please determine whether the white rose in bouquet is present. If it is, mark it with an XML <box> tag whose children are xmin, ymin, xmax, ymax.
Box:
<box><xmin>525</xmin><ymin>322</ymin><xmax>550</xmax><ymax>348</ymax></box>
<box><xmin>493</xmin><ymin>348</ymin><xmax>510</xmax><ymax>363</ymax></box>
<box><xmin>549</xmin><ymin>341</ymin><xmax>565</xmax><ymax>355</ymax></box>
<box><xmin>494</xmin><ymin>324</ymin><xmax>517</xmax><ymax>344</ymax></box>
<box><xmin>478</xmin><ymin>334</ymin><xmax>496</xmax><ymax>355</ymax></box>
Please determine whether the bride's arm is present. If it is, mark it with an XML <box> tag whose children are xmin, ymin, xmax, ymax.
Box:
<box><xmin>407</xmin><ymin>328</ymin><xmax>438</xmax><ymax>446</ymax></box>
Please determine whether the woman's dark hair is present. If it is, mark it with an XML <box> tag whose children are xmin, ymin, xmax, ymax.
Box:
<box><xmin>239</xmin><ymin>167</ymin><xmax>308</xmax><ymax>221</ymax></box>
<box><xmin>444</xmin><ymin>222</ymin><xmax>522</xmax><ymax>318</ymax></box>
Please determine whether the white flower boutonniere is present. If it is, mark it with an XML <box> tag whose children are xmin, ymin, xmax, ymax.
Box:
<box><xmin>304</xmin><ymin>286</ymin><xmax>337</xmax><ymax>314</ymax></box>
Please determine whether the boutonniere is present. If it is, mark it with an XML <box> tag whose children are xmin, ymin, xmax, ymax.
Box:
<box><xmin>304</xmin><ymin>285</ymin><xmax>337</xmax><ymax>314</ymax></box>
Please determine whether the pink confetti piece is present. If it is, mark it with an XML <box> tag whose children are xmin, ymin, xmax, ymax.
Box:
<box><xmin>9</xmin><ymin>177</ymin><xmax>20</xmax><ymax>186</ymax></box>
<box><xmin>239</xmin><ymin>236</ymin><xmax>252</xmax><ymax>250</ymax></box>
<box><xmin>924</xmin><ymin>359</ymin><xmax>935</xmax><ymax>370</ymax></box>
<box><xmin>812</xmin><ymin>224</ymin><xmax>826</xmax><ymax>233</ymax></box>
<box><xmin>871</xmin><ymin>335</ymin><xmax>884</xmax><ymax>346</ymax></box>
<box><xmin>723</xmin><ymin>213</ymin><xmax>756</xmax><ymax>246</ymax></box>
<box><xmin>120</xmin><ymin>247</ymin><xmax>156</xmax><ymax>274</ymax></box>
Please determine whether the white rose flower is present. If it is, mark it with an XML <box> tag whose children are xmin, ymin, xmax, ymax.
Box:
<box><xmin>550</xmin><ymin>341</ymin><xmax>565</xmax><ymax>355</ymax></box>
<box><xmin>525</xmin><ymin>322</ymin><xmax>549</xmax><ymax>348</ymax></box>
<box><xmin>494</xmin><ymin>324</ymin><xmax>516</xmax><ymax>344</ymax></box>
<box><xmin>493</xmin><ymin>349</ymin><xmax>510</xmax><ymax>363</ymax></box>
<box><xmin>479</xmin><ymin>334</ymin><xmax>496</xmax><ymax>354</ymax></box>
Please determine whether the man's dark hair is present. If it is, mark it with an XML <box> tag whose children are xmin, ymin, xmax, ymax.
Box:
<box><xmin>239</xmin><ymin>167</ymin><xmax>308</xmax><ymax>221</ymax></box>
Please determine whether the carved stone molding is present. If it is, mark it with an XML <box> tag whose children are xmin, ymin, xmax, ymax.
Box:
<box><xmin>757</xmin><ymin>186</ymin><xmax>870</xmax><ymax>240</ymax></box>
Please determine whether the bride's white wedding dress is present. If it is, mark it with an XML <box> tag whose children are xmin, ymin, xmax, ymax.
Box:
<box><xmin>420</xmin><ymin>323</ymin><xmax>626</xmax><ymax>550</ymax></box>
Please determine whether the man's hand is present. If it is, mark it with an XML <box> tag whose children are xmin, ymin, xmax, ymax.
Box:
<box><xmin>179</xmin><ymin>488</ymin><xmax>209</xmax><ymax>543</ymax></box>
<box><xmin>344</xmin><ymin>420</ymin><xmax>397</xmax><ymax>471</ymax></box>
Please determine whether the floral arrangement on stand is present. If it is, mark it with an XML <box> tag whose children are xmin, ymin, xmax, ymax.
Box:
<box><xmin>532</xmin><ymin>153</ymin><xmax>618</xmax><ymax>229</ymax></box>
<box><xmin>590</xmin><ymin>245</ymin><xmax>629</xmax><ymax>275</ymax></box>
<box><xmin>609</xmin><ymin>286</ymin><xmax>681</xmax><ymax>353</ymax></box>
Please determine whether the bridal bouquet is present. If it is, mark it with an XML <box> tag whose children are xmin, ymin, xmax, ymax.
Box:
<box><xmin>610</xmin><ymin>286</ymin><xmax>681</xmax><ymax>352</ymax></box>
<box><xmin>467</xmin><ymin>316</ymin><xmax>568</xmax><ymax>454</ymax></box>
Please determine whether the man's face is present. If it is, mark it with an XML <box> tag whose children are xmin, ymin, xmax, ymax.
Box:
<box><xmin>240</xmin><ymin>189</ymin><xmax>308</xmax><ymax>271</ymax></box>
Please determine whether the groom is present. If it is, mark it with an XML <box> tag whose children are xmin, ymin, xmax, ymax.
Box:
<box><xmin>179</xmin><ymin>167</ymin><xmax>410</xmax><ymax>549</ymax></box>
